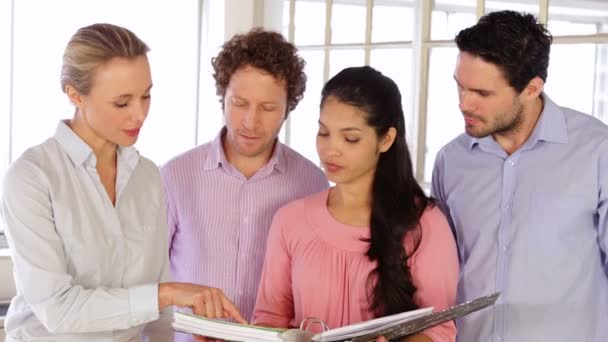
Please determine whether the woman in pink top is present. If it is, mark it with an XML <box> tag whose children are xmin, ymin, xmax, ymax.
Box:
<box><xmin>252</xmin><ymin>66</ymin><xmax>459</xmax><ymax>342</ymax></box>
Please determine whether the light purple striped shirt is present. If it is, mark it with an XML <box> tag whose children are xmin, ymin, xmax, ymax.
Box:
<box><xmin>160</xmin><ymin>129</ymin><xmax>328</xmax><ymax>331</ymax></box>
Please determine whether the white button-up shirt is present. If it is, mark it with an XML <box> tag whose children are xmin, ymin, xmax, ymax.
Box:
<box><xmin>1</xmin><ymin>121</ymin><xmax>171</xmax><ymax>341</ymax></box>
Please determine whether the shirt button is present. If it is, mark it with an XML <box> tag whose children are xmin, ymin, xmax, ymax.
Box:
<box><xmin>509</xmin><ymin>160</ymin><xmax>516</xmax><ymax>166</ymax></box>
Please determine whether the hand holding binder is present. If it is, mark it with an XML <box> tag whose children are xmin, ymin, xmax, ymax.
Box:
<box><xmin>172</xmin><ymin>292</ymin><xmax>500</xmax><ymax>342</ymax></box>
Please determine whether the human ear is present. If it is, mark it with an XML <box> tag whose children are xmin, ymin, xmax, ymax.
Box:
<box><xmin>66</xmin><ymin>85</ymin><xmax>84</xmax><ymax>108</ymax></box>
<box><xmin>379</xmin><ymin>127</ymin><xmax>397</xmax><ymax>153</ymax></box>
<box><xmin>522</xmin><ymin>76</ymin><xmax>544</xmax><ymax>101</ymax></box>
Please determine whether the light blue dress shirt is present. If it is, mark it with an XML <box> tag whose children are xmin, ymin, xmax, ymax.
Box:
<box><xmin>432</xmin><ymin>94</ymin><xmax>608</xmax><ymax>342</ymax></box>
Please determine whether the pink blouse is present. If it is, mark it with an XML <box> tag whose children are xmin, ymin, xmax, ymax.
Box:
<box><xmin>252</xmin><ymin>189</ymin><xmax>459</xmax><ymax>341</ymax></box>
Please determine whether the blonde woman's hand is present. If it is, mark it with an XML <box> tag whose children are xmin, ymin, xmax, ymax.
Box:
<box><xmin>158</xmin><ymin>282</ymin><xmax>247</xmax><ymax>341</ymax></box>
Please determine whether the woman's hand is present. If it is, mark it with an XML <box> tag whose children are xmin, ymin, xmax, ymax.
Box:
<box><xmin>158</xmin><ymin>282</ymin><xmax>247</xmax><ymax>341</ymax></box>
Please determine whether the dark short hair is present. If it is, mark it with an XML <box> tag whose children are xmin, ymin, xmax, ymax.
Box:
<box><xmin>212</xmin><ymin>28</ymin><xmax>306</xmax><ymax>116</ymax></box>
<box><xmin>456</xmin><ymin>10</ymin><xmax>553</xmax><ymax>92</ymax></box>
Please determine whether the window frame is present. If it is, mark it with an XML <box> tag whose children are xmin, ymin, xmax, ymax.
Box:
<box><xmin>282</xmin><ymin>0</ymin><xmax>608</xmax><ymax>188</ymax></box>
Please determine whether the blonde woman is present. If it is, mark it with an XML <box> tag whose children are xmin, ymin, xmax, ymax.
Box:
<box><xmin>0</xmin><ymin>23</ymin><xmax>244</xmax><ymax>341</ymax></box>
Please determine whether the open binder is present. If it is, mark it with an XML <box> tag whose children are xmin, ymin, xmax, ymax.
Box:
<box><xmin>172</xmin><ymin>292</ymin><xmax>500</xmax><ymax>342</ymax></box>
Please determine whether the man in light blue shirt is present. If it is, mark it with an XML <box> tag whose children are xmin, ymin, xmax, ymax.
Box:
<box><xmin>432</xmin><ymin>10</ymin><xmax>608</xmax><ymax>342</ymax></box>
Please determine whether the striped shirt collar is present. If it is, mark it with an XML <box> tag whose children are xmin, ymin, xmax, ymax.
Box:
<box><xmin>203</xmin><ymin>127</ymin><xmax>286</xmax><ymax>174</ymax></box>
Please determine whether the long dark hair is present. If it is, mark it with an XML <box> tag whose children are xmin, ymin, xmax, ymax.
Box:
<box><xmin>320</xmin><ymin>66</ymin><xmax>434</xmax><ymax>316</ymax></box>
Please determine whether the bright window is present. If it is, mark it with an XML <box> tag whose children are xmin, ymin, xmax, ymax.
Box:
<box><xmin>282</xmin><ymin>0</ymin><xmax>608</xmax><ymax>188</ymax></box>
<box><xmin>10</xmin><ymin>0</ymin><xmax>200</xmax><ymax>165</ymax></box>
<box><xmin>0</xmin><ymin>0</ymin><xmax>224</xmax><ymax>236</ymax></box>
<box><xmin>424</xmin><ymin>47</ymin><xmax>461</xmax><ymax>182</ymax></box>
<box><xmin>431</xmin><ymin>0</ymin><xmax>477</xmax><ymax>40</ymax></box>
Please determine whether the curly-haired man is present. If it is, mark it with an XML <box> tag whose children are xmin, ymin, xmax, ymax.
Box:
<box><xmin>160</xmin><ymin>28</ymin><xmax>328</xmax><ymax>341</ymax></box>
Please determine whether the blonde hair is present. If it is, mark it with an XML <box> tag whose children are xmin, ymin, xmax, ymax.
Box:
<box><xmin>60</xmin><ymin>23</ymin><xmax>150</xmax><ymax>95</ymax></box>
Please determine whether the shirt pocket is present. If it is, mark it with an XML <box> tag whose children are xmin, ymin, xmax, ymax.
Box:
<box><xmin>526</xmin><ymin>192</ymin><xmax>592</xmax><ymax>257</ymax></box>
<box><xmin>120</xmin><ymin>201</ymin><xmax>166</xmax><ymax>285</ymax></box>
<box><xmin>138</xmin><ymin>206</ymin><xmax>161</xmax><ymax>234</ymax></box>
<box><xmin>121</xmin><ymin>194</ymin><xmax>163</xmax><ymax>237</ymax></box>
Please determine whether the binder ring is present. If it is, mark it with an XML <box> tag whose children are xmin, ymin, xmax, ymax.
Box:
<box><xmin>299</xmin><ymin>317</ymin><xmax>329</xmax><ymax>332</ymax></box>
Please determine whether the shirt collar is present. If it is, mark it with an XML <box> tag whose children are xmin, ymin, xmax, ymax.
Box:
<box><xmin>267</xmin><ymin>141</ymin><xmax>286</xmax><ymax>174</ymax></box>
<box><xmin>468</xmin><ymin>93</ymin><xmax>568</xmax><ymax>150</ymax></box>
<box><xmin>54</xmin><ymin>120</ymin><xmax>94</xmax><ymax>166</ymax></box>
<box><xmin>203</xmin><ymin>127</ymin><xmax>286</xmax><ymax>174</ymax></box>
<box><xmin>54</xmin><ymin>120</ymin><xmax>139</xmax><ymax>169</ymax></box>
<box><xmin>528</xmin><ymin>93</ymin><xmax>568</xmax><ymax>145</ymax></box>
<box><xmin>202</xmin><ymin>128</ymin><xmax>227</xmax><ymax>171</ymax></box>
<box><xmin>117</xmin><ymin>144</ymin><xmax>140</xmax><ymax>170</ymax></box>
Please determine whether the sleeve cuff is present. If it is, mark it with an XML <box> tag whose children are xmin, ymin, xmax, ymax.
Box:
<box><xmin>128</xmin><ymin>283</ymin><xmax>160</xmax><ymax>317</ymax></box>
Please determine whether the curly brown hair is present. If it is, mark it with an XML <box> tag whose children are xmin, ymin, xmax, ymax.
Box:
<box><xmin>212</xmin><ymin>27</ymin><xmax>306</xmax><ymax>116</ymax></box>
